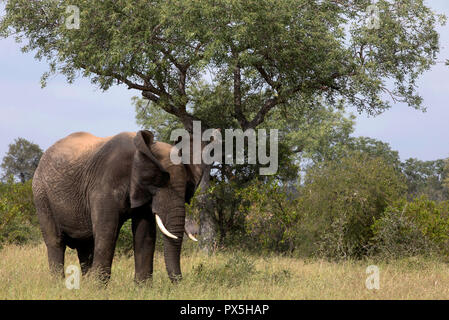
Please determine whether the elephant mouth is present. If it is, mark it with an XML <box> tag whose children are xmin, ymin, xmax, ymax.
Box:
<box><xmin>154</xmin><ymin>214</ymin><xmax>198</xmax><ymax>242</ymax></box>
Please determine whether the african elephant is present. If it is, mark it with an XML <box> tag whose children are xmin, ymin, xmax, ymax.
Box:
<box><xmin>32</xmin><ymin>130</ymin><xmax>202</xmax><ymax>283</ymax></box>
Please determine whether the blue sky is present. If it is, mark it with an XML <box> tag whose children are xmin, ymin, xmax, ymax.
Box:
<box><xmin>0</xmin><ymin>1</ymin><xmax>448</xmax><ymax>165</ymax></box>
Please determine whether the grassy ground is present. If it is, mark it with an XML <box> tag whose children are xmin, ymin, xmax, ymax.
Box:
<box><xmin>1</xmin><ymin>243</ymin><xmax>449</xmax><ymax>299</ymax></box>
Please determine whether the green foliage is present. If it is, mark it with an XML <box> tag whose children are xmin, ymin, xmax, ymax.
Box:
<box><xmin>135</xmin><ymin>93</ymin><xmax>352</xmax><ymax>182</ymax></box>
<box><xmin>115</xmin><ymin>220</ymin><xmax>134</xmax><ymax>255</ymax></box>
<box><xmin>115</xmin><ymin>219</ymin><xmax>170</xmax><ymax>255</ymax></box>
<box><xmin>1</xmin><ymin>0</ymin><xmax>447</xmax><ymax>260</ymax></box>
<box><xmin>0</xmin><ymin>178</ymin><xmax>41</xmax><ymax>246</ymax></box>
<box><xmin>267</xmin><ymin>101</ymin><xmax>357</xmax><ymax>167</ymax></box>
<box><xmin>401</xmin><ymin>158</ymin><xmax>449</xmax><ymax>201</ymax></box>
<box><xmin>133</xmin><ymin>96</ymin><xmax>183</xmax><ymax>143</ymax></box>
<box><xmin>306</xmin><ymin>135</ymin><xmax>401</xmax><ymax>171</ymax></box>
<box><xmin>371</xmin><ymin>197</ymin><xmax>449</xmax><ymax>259</ymax></box>
<box><xmin>346</xmin><ymin>137</ymin><xmax>401</xmax><ymax>170</ymax></box>
<box><xmin>299</xmin><ymin>152</ymin><xmax>406</xmax><ymax>260</ymax></box>
<box><xmin>0</xmin><ymin>0</ymin><xmax>444</xmax><ymax>130</ymax></box>
<box><xmin>1</xmin><ymin>138</ymin><xmax>43</xmax><ymax>183</ymax></box>
<box><xmin>187</xmin><ymin>179</ymin><xmax>246</xmax><ymax>246</ymax></box>
<box><xmin>185</xmin><ymin>150</ymin><xmax>412</xmax><ymax>259</ymax></box>
<box><xmin>443</xmin><ymin>159</ymin><xmax>449</xmax><ymax>191</ymax></box>
<box><xmin>187</xmin><ymin>177</ymin><xmax>301</xmax><ymax>253</ymax></box>
<box><xmin>238</xmin><ymin>180</ymin><xmax>301</xmax><ymax>253</ymax></box>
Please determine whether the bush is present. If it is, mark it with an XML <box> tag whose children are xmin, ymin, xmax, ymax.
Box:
<box><xmin>0</xmin><ymin>178</ymin><xmax>41</xmax><ymax>246</ymax></box>
<box><xmin>116</xmin><ymin>220</ymin><xmax>134</xmax><ymax>255</ymax></box>
<box><xmin>299</xmin><ymin>152</ymin><xmax>407</xmax><ymax>260</ymax></box>
<box><xmin>186</xmin><ymin>177</ymin><xmax>302</xmax><ymax>254</ymax></box>
<box><xmin>371</xmin><ymin>197</ymin><xmax>449</xmax><ymax>259</ymax></box>
<box><xmin>238</xmin><ymin>180</ymin><xmax>301</xmax><ymax>253</ymax></box>
<box><xmin>187</xmin><ymin>179</ymin><xmax>247</xmax><ymax>249</ymax></box>
<box><xmin>115</xmin><ymin>219</ymin><xmax>172</xmax><ymax>256</ymax></box>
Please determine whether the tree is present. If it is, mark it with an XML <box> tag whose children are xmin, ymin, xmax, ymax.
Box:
<box><xmin>136</xmin><ymin>95</ymin><xmax>362</xmax><ymax>248</ymax></box>
<box><xmin>1</xmin><ymin>0</ymin><xmax>443</xmax><ymax>130</ymax></box>
<box><xmin>400</xmin><ymin>158</ymin><xmax>448</xmax><ymax>201</ymax></box>
<box><xmin>300</xmin><ymin>152</ymin><xmax>407</xmax><ymax>259</ymax></box>
<box><xmin>1</xmin><ymin>138</ymin><xmax>43</xmax><ymax>183</ymax></box>
<box><xmin>444</xmin><ymin>159</ymin><xmax>449</xmax><ymax>191</ymax></box>
<box><xmin>135</xmin><ymin>94</ymin><xmax>355</xmax><ymax>179</ymax></box>
<box><xmin>1</xmin><ymin>0</ymin><xmax>444</xmax><ymax>245</ymax></box>
<box><xmin>346</xmin><ymin>137</ymin><xmax>401</xmax><ymax>169</ymax></box>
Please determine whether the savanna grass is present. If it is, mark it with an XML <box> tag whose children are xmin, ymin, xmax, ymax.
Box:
<box><xmin>1</xmin><ymin>243</ymin><xmax>449</xmax><ymax>299</ymax></box>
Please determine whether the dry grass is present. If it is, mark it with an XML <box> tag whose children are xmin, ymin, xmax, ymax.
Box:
<box><xmin>1</xmin><ymin>243</ymin><xmax>449</xmax><ymax>299</ymax></box>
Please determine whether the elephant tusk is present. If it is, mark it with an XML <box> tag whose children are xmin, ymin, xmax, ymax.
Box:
<box><xmin>185</xmin><ymin>230</ymin><xmax>198</xmax><ymax>242</ymax></box>
<box><xmin>155</xmin><ymin>214</ymin><xmax>178</xmax><ymax>239</ymax></box>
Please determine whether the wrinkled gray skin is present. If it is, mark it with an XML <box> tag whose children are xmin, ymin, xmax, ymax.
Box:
<box><xmin>32</xmin><ymin>130</ymin><xmax>202</xmax><ymax>283</ymax></box>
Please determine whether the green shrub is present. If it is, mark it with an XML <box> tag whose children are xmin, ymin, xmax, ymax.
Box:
<box><xmin>0</xmin><ymin>178</ymin><xmax>41</xmax><ymax>246</ymax></box>
<box><xmin>370</xmin><ymin>207</ymin><xmax>434</xmax><ymax>259</ymax></box>
<box><xmin>403</xmin><ymin>198</ymin><xmax>449</xmax><ymax>250</ymax></box>
<box><xmin>299</xmin><ymin>152</ymin><xmax>407</xmax><ymax>260</ymax></box>
<box><xmin>186</xmin><ymin>179</ymin><xmax>248</xmax><ymax>249</ymax></box>
<box><xmin>115</xmin><ymin>219</ymin><xmax>169</xmax><ymax>256</ymax></box>
<box><xmin>371</xmin><ymin>197</ymin><xmax>449</xmax><ymax>259</ymax></box>
<box><xmin>238</xmin><ymin>180</ymin><xmax>301</xmax><ymax>253</ymax></box>
<box><xmin>116</xmin><ymin>220</ymin><xmax>134</xmax><ymax>255</ymax></box>
<box><xmin>186</xmin><ymin>177</ymin><xmax>302</xmax><ymax>254</ymax></box>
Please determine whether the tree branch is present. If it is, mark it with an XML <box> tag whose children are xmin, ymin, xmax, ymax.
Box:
<box><xmin>246</xmin><ymin>97</ymin><xmax>279</xmax><ymax>129</ymax></box>
<box><xmin>233</xmin><ymin>56</ymin><xmax>249</xmax><ymax>129</ymax></box>
<box><xmin>254</xmin><ymin>63</ymin><xmax>280</xmax><ymax>91</ymax></box>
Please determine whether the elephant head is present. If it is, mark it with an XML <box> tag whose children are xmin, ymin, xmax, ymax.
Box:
<box><xmin>130</xmin><ymin>130</ymin><xmax>202</xmax><ymax>281</ymax></box>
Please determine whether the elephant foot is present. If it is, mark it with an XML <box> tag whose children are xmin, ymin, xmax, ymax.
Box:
<box><xmin>169</xmin><ymin>273</ymin><xmax>182</xmax><ymax>284</ymax></box>
<box><xmin>134</xmin><ymin>274</ymin><xmax>153</xmax><ymax>286</ymax></box>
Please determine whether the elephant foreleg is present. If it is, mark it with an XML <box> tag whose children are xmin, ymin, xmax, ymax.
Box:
<box><xmin>91</xmin><ymin>207</ymin><xmax>121</xmax><ymax>283</ymax></box>
<box><xmin>132</xmin><ymin>208</ymin><xmax>156</xmax><ymax>283</ymax></box>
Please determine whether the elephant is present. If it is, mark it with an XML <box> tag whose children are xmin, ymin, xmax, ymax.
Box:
<box><xmin>32</xmin><ymin>130</ymin><xmax>202</xmax><ymax>283</ymax></box>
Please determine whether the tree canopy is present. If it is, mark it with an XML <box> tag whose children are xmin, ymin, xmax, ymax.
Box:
<box><xmin>1</xmin><ymin>138</ymin><xmax>43</xmax><ymax>183</ymax></box>
<box><xmin>401</xmin><ymin>158</ymin><xmax>449</xmax><ymax>201</ymax></box>
<box><xmin>0</xmin><ymin>0</ymin><xmax>445</xmax><ymax>133</ymax></box>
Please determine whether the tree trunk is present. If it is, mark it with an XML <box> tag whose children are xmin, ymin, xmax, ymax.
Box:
<box><xmin>178</xmin><ymin>117</ymin><xmax>218</xmax><ymax>253</ymax></box>
<box><xmin>197</xmin><ymin>164</ymin><xmax>217</xmax><ymax>254</ymax></box>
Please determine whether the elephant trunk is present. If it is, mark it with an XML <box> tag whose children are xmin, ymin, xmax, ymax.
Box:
<box><xmin>149</xmin><ymin>157</ymin><xmax>188</xmax><ymax>282</ymax></box>
<box><xmin>161</xmin><ymin>205</ymin><xmax>185</xmax><ymax>282</ymax></box>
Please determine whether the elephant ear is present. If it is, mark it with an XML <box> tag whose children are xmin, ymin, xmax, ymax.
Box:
<box><xmin>172</xmin><ymin>134</ymin><xmax>204</xmax><ymax>204</ymax></box>
<box><xmin>184</xmin><ymin>163</ymin><xmax>203</xmax><ymax>204</ymax></box>
<box><xmin>130</xmin><ymin>130</ymin><xmax>170</xmax><ymax>208</ymax></box>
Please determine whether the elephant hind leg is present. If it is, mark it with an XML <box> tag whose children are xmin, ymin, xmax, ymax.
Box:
<box><xmin>34</xmin><ymin>194</ymin><xmax>66</xmax><ymax>277</ymax></box>
<box><xmin>76</xmin><ymin>239</ymin><xmax>94</xmax><ymax>276</ymax></box>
